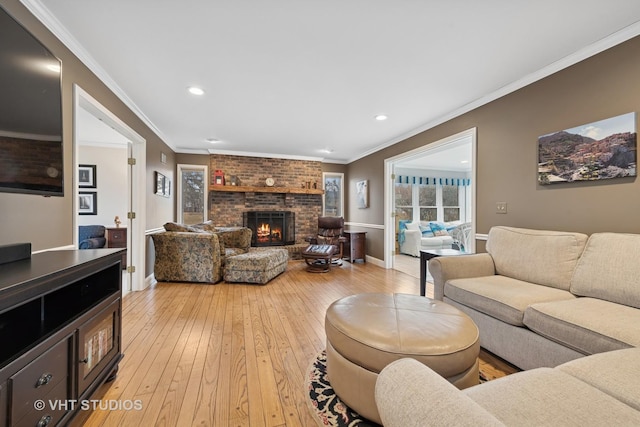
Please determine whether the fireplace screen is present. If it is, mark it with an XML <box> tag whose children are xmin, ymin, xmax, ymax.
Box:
<box><xmin>243</xmin><ymin>211</ymin><xmax>295</xmax><ymax>246</ymax></box>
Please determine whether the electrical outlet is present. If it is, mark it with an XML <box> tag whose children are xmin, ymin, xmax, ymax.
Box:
<box><xmin>496</xmin><ymin>202</ymin><xmax>508</xmax><ymax>214</ymax></box>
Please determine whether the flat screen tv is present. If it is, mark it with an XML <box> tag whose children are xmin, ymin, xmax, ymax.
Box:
<box><xmin>0</xmin><ymin>5</ymin><xmax>63</xmax><ymax>196</ymax></box>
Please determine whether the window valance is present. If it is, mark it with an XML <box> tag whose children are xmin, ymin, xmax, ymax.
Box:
<box><xmin>396</xmin><ymin>176</ymin><xmax>471</xmax><ymax>186</ymax></box>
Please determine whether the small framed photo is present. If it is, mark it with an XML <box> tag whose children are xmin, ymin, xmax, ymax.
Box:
<box><xmin>78</xmin><ymin>164</ymin><xmax>97</xmax><ymax>188</ymax></box>
<box><xmin>79</xmin><ymin>191</ymin><xmax>97</xmax><ymax>215</ymax></box>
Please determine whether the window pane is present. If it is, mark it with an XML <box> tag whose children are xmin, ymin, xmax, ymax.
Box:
<box><xmin>323</xmin><ymin>174</ymin><xmax>343</xmax><ymax>217</ymax></box>
<box><xmin>420</xmin><ymin>208</ymin><xmax>437</xmax><ymax>221</ymax></box>
<box><xmin>442</xmin><ymin>185</ymin><xmax>459</xmax><ymax>206</ymax></box>
<box><xmin>418</xmin><ymin>185</ymin><xmax>436</xmax><ymax>206</ymax></box>
<box><xmin>395</xmin><ymin>208</ymin><xmax>413</xmax><ymax>221</ymax></box>
<box><xmin>395</xmin><ymin>183</ymin><xmax>412</xmax><ymax>206</ymax></box>
<box><xmin>181</xmin><ymin>169</ymin><xmax>205</xmax><ymax>225</ymax></box>
<box><xmin>444</xmin><ymin>208</ymin><xmax>460</xmax><ymax>222</ymax></box>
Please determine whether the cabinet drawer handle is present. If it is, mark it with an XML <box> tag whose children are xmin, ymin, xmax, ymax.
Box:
<box><xmin>37</xmin><ymin>415</ymin><xmax>52</xmax><ymax>427</ymax></box>
<box><xmin>35</xmin><ymin>373</ymin><xmax>53</xmax><ymax>388</ymax></box>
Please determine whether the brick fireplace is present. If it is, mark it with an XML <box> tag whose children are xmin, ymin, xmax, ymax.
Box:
<box><xmin>209</xmin><ymin>155</ymin><xmax>323</xmax><ymax>244</ymax></box>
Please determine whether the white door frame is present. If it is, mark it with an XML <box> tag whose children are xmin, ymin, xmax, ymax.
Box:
<box><xmin>73</xmin><ymin>85</ymin><xmax>147</xmax><ymax>291</ymax></box>
<box><xmin>383</xmin><ymin>128</ymin><xmax>477</xmax><ymax>268</ymax></box>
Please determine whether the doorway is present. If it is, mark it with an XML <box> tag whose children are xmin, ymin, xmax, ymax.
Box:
<box><xmin>384</xmin><ymin>128</ymin><xmax>477</xmax><ymax>273</ymax></box>
<box><xmin>73</xmin><ymin>85</ymin><xmax>147</xmax><ymax>292</ymax></box>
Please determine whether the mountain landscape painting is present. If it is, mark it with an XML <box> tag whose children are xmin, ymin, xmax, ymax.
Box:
<box><xmin>538</xmin><ymin>112</ymin><xmax>637</xmax><ymax>185</ymax></box>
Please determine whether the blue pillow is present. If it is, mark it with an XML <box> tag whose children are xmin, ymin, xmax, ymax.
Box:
<box><xmin>419</xmin><ymin>225</ymin><xmax>435</xmax><ymax>237</ymax></box>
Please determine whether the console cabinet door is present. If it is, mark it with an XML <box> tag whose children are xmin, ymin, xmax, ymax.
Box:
<box><xmin>77</xmin><ymin>300</ymin><xmax>121</xmax><ymax>395</ymax></box>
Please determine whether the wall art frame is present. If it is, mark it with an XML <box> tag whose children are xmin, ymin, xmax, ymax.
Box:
<box><xmin>78</xmin><ymin>164</ymin><xmax>97</xmax><ymax>188</ymax></box>
<box><xmin>78</xmin><ymin>191</ymin><xmax>97</xmax><ymax>215</ymax></box>
<box><xmin>538</xmin><ymin>112</ymin><xmax>637</xmax><ymax>185</ymax></box>
<box><xmin>356</xmin><ymin>179</ymin><xmax>369</xmax><ymax>209</ymax></box>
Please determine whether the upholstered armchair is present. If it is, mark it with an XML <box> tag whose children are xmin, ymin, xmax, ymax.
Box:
<box><xmin>152</xmin><ymin>231</ymin><xmax>223</xmax><ymax>283</ymax></box>
<box><xmin>79</xmin><ymin>225</ymin><xmax>106</xmax><ymax>249</ymax></box>
<box><xmin>306</xmin><ymin>216</ymin><xmax>347</xmax><ymax>264</ymax></box>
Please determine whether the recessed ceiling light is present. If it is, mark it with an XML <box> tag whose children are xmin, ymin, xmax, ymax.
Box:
<box><xmin>319</xmin><ymin>148</ymin><xmax>334</xmax><ymax>154</ymax></box>
<box><xmin>461</xmin><ymin>160</ymin><xmax>469</xmax><ymax>164</ymax></box>
<box><xmin>375</xmin><ymin>114</ymin><xmax>388</xmax><ymax>121</ymax></box>
<box><xmin>206</xmin><ymin>138</ymin><xmax>219</xmax><ymax>143</ymax></box>
<box><xmin>188</xmin><ymin>86</ymin><xmax>205</xmax><ymax>96</ymax></box>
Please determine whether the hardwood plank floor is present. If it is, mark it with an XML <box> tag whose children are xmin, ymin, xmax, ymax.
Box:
<box><xmin>77</xmin><ymin>259</ymin><xmax>516</xmax><ymax>427</ymax></box>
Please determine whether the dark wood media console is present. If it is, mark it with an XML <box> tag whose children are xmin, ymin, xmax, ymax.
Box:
<box><xmin>0</xmin><ymin>249</ymin><xmax>124</xmax><ymax>427</ymax></box>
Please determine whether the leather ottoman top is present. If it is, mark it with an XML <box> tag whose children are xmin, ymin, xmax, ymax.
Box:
<box><xmin>325</xmin><ymin>293</ymin><xmax>479</xmax><ymax>377</ymax></box>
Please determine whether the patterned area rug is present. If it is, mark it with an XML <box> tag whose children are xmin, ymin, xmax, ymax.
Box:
<box><xmin>306</xmin><ymin>350</ymin><xmax>380</xmax><ymax>426</ymax></box>
<box><xmin>306</xmin><ymin>350</ymin><xmax>491</xmax><ymax>427</ymax></box>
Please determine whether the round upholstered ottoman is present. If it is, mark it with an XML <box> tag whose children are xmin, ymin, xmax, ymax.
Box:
<box><xmin>325</xmin><ymin>293</ymin><xmax>480</xmax><ymax>424</ymax></box>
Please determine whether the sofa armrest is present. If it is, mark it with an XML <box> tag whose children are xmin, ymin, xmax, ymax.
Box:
<box><xmin>214</xmin><ymin>227</ymin><xmax>252</xmax><ymax>253</ymax></box>
<box><xmin>399</xmin><ymin>229</ymin><xmax>422</xmax><ymax>257</ymax></box>
<box><xmin>429</xmin><ymin>253</ymin><xmax>496</xmax><ymax>300</ymax></box>
<box><xmin>375</xmin><ymin>358</ymin><xmax>504</xmax><ymax>427</ymax></box>
<box><xmin>79</xmin><ymin>237</ymin><xmax>106</xmax><ymax>249</ymax></box>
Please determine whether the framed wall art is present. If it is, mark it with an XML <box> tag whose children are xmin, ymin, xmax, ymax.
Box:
<box><xmin>356</xmin><ymin>179</ymin><xmax>369</xmax><ymax>209</ymax></box>
<box><xmin>78</xmin><ymin>164</ymin><xmax>97</xmax><ymax>188</ymax></box>
<box><xmin>79</xmin><ymin>191</ymin><xmax>97</xmax><ymax>215</ymax></box>
<box><xmin>538</xmin><ymin>112</ymin><xmax>637</xmax><ymax>185</ymax></box>
<box><xmin>155</xmin><ymin>171</ymin><xmax>171</xmax><ymax>197</ymax></box>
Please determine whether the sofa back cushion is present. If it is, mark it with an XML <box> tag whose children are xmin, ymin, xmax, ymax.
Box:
<box><xmin>486</xmin><ymin>227</ymin><xmax>588</xmax><ymax>290</ymax></box>
<box><xmin>571</xmin><ymin>233</ymin><xmax>640</xmax><ymax>309</ymax></box>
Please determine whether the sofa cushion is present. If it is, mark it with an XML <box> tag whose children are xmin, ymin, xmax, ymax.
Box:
<box><xmin>524</xmin><ymin>297</ymin><xmax>640</xmax><ymax>355</ymax></box>
<box><xmin>486</xmin><ymin>226</ymin><xmax>588</xmax><ymax>290</ymax></box>
<box><xmin>557</xmin><ymin>348</ymin><xmax>640</xmax><ymax>412</ymax></box>
<box><xmin>445</xmin><ymin>275</ymin><xmax>575</xmax><ymax>326</ymax></box>
<box><xmin>464</xmin><ymin>368</ymin><xmax>640</xmax><ymax>426</ymax></box>
<box><xmin>570</xmin><ymin>233</ymin><xmax>640</xmax><ymax>309</ymax></box>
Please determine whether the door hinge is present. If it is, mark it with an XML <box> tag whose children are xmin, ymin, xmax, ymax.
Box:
<box><xmin>127</xmin><ymin>212</ymin><xmax>136</xmax><ymax>219</ymax></box>
<box><xmin>128</xmin><ymin>157</ymin><xmax>136</xmax><ymax>165</ymax></box>
<box><xmin>127</xmin><ymin>266</ymin><xmax>136</xmax><ymax>273</ymax></box>
<box><xmin>391</xmin><ymin>212</ymin><xmax>396</xmax><ymax>217</ymax></box>
<box><xmin>391</xmin><ymin>173</ymin><xmax>396</xmax><ymax>180</ymax></box>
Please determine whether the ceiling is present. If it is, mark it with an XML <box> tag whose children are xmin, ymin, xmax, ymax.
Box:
<box><xmin>23</xmin><ymin>1</ymin><xmax>640</xmax><ymax>163</ymax></box>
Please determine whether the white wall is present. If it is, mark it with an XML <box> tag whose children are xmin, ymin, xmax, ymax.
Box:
<box><xmin>78</xmin><ymin>145</ymin><xmax>128</xmax><ymax>227</ymax></box>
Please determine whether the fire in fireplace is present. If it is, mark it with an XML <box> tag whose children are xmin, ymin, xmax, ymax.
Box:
<box><xmin>243</xmin><ymin>211</ymin><xmax>295</xmax><ymax>246</ymax></box>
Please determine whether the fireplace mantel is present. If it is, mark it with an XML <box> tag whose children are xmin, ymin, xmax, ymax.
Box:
<box><xmin>209</xmin><ymin>185</ymin><xmax>323</xmax><ymax>195</ymax></box>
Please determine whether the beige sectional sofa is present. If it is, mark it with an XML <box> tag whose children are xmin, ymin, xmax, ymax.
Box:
<box><xmin>375</xmin><ymin>348</ymin><xmax>640</xmax><ymax>426</ymax></box>
<box><xmin>429</xmin><ymin>226</ymin><xmax>640</xmax><ymax>370</ymax></box>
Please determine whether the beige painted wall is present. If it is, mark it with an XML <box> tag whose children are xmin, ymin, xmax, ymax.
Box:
<box><xmin>0</xmin><ymin>0</ymin><xmax>175</xmax><ymax>251</ymax></box>
<box><xmin>348</xmin><ymin>36</ymin><xmax>640</xmax><ymax>261</ymax></box>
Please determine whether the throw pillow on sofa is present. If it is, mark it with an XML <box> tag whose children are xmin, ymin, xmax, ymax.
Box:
<box><xmin>429</xmin><ymin>222</ymin><xmax>449</xmax><ymax>237</ymax></box>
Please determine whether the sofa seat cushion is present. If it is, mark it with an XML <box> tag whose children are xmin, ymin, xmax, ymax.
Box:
<box><xmin>557</xmin><ymin>348</ymin><xmax>640</xmax><ymax>412</ymax></box>
<box><xmin>486</xmin><ymin>226</ymin><xmax>588</xmax><ymax>290</ymax></box>
<box><xmin>524</xmin><ymin>298</ymin><xmax>640</xmax><ymax>355</ymax></box>
<box><xmin>420</xmin><ymin>235</ymin><xmax>454</xmax><ymax>249</ymax></box>
<box><xmin>464</xmin><ymin>368</ymin><xmax>640</xmax><ymax>426</ymax></box>
<box><xmin>445</xmin><ymin>275</ymin><xmax>575</xmax><ymax>326</ymax></box>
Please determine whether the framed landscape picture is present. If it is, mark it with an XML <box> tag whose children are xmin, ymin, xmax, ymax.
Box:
<box><xmin>538</xmin><ymin>112</ymin><xmax>637</xmax><ymax>185</ymax></box>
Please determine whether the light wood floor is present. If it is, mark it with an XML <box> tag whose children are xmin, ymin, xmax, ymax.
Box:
<box><xmin>77</xmin><ymin>259</ymin><xmax>516</xmax><ymax>427</ymax></box>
